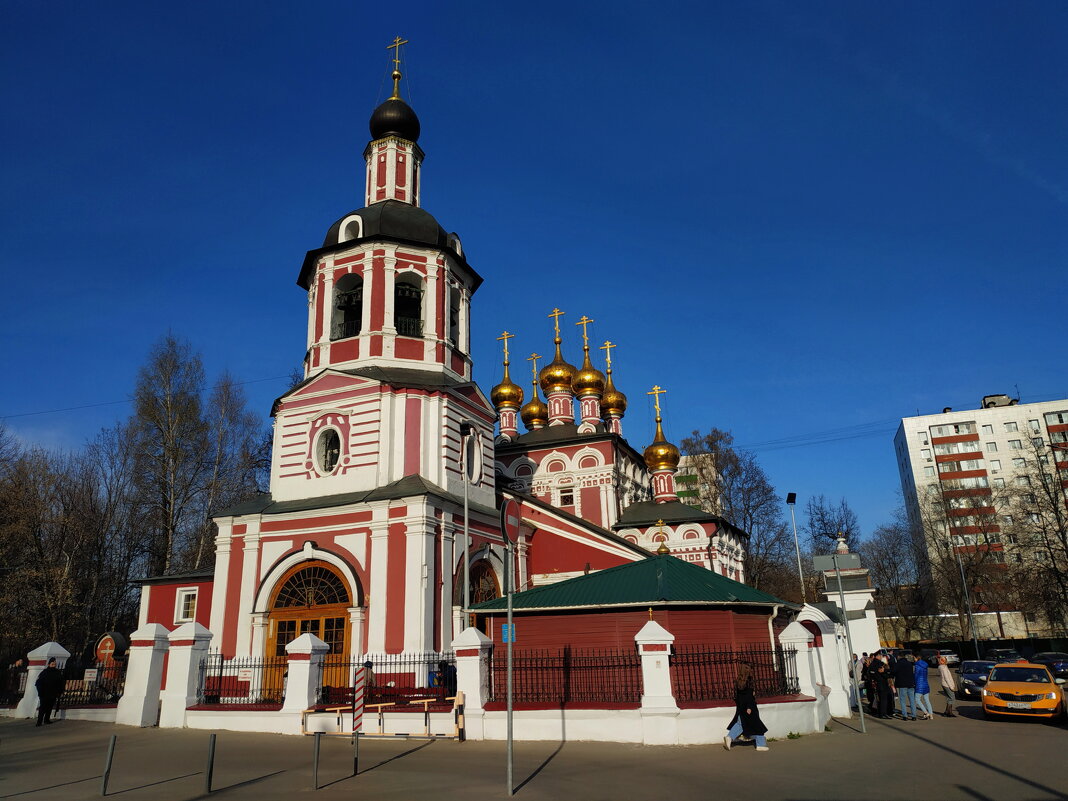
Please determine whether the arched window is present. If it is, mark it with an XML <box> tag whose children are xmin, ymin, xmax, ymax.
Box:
<box><xmin>331</xmin><ymin>274</ymin><xmax>363</xmax><ymax>340</ymax></box>
<box><xmin>272</xmin><ymin>564</ymin><xmax>351</xmax><ymax>609</ymax></box>
<box><xmin>395</xmin><ymin>275</ymin><xmax>424</xmax><ymax>338</ymax></box>
<box><xmin>315</xmin><ymin>428</ymin><xmax>341</xmax><ymax>475</ymax></box>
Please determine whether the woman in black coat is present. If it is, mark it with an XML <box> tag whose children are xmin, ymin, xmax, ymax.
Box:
<box><xmin>723</xmin><ymin>663</ymin><xmax>769</xmax><ymax>752</ymax></box>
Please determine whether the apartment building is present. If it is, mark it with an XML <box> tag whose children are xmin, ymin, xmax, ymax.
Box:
<box><xmin>895</xmin><ymin>393</ymin><xmax>1068</xmax><ymax>623</ymax></box>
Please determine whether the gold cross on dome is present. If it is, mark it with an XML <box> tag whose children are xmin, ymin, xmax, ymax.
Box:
<box><xmin>388</xmin><ymin>36</ymin><xmax>408</xmax><ymax>70</ymax></box>
<box><xmin>548</xmin><ymin>308</ymin><xmax>565</xmax><ymax>338</ymax></box>
<box><xmin>647</xmin><ymin>385</ymin><xmax>666</xmax><ymax>416</ymax></box>
<box><xmin>527</xmin><ymin>352</ymin><xmax>541</xmax><ymax>381</ymax></box>
<box><xmin>599</xmin><ymin>340</ymin><xmax>615</xmax><ymax>369</ymax></box>
<box><xmin>575</xmin><ymin>315</ymin><xmax>594</xmax><ymax>347</ymax></box>
<box><xmin>496</xmin><ymin>331</ymin><xmax>514</xmax><ymax>362</ymax></box>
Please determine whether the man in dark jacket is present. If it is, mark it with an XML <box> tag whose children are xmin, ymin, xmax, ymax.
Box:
<box><xmin>891</xmin><ymin>653</ymin><xmax>917</xmax><ymax>720</ymax></box>
<box><xmin>35</xmin><ymin>658</ymin><xmax>65</xmax><ymax>726</ymax></box>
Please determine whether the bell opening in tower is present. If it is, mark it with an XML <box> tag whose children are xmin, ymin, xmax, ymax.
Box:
<box><xmin>331</xmin><ymin>274</ymin><xmax>363</xmax><ymax>341</ymax></box>
<box><xmin>395</xmin><ymin>275</ymin><xmax>424</xmax><ymax>338</ymax></box>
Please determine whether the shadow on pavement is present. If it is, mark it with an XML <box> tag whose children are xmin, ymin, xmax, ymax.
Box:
<box><xmin>0</xmin><ymin>775</ymin><xmax>97</xmax><ymax>798</ymax></box>
<box><xmin>956</xmin><ymin>785</ymin><xmax>996</xmax><ymax>801</ymax></box>
<box><xmin>108</xmin><ymin>772</ymin><xmax>201</xmax><ymax>796</ymax></box>
<box><xmin>201</xmin><ymin>769</ymin><xmax>287</xmax><ymax>796</ymax></box>
<box><xmin>881</xmin><ymin>711</ymin><xmax>1067</xmax><ymax>799</ymax></box>
<box><xmin>319</xmin><ymin>738</ymin><xmax>435</xmax><ymax>787</ymax></box>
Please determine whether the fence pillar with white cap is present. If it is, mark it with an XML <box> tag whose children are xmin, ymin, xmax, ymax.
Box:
<box><xmin>280</xmin><ymin>633</ymin><xmax>330</xmax><ymax>714</ymax></box>
<box><xmin>159</xmin><ymin>622</ymin><xmax>212</xmax><ymax>728</ymax></box>
<box><xmin>634</xmin><ymin>620</ymin><xmax>680</xmax><ymax>745</ymax></box>
<box><xmin>15</xmin><ymin>642</ymin><xmax>70</xmax><ymax>719</ymax></box>
<box><xmin>451</xmin><ymin>627</ymin><xmax>492</xmax><ymax>712</ymax></box>
<box><xmin>115</xmin><ymin>623</ymin><xmax>170</xmax><ymax>727</ymax></box>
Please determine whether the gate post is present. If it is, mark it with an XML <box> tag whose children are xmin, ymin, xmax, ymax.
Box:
<box><xmin>635</xmin><ymin>621</ymin><xmax>679</xmax><ymax>745</ymax></box>
<box><xmin>15</xmin><ymin>642</ymin><xmax>70</xmax><ymax>719</ymax></box>
<box><xmin>116</xmin><ymin>623</ymin><xmax>170</xmax><ymax>727</ymax></box>
<box><xmin>281</xmin><ymin>633</ymin><xmax>330</xmax><ymax>714</ymax></box>
<box><xmin>451</xmin><ymin>627</ymin><xmax>492</xmax><ymax>712</ymax></box>
<box><xmin>159</xmin><ymin>622</ymin><xmax>212</xmax><ymax>728</ymax></box>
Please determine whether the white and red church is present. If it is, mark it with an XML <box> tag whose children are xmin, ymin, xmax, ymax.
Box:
<box><xmin>136</xmin><ymin>58</ymin><xmax>750</xmax><ymax>662</ymax></box>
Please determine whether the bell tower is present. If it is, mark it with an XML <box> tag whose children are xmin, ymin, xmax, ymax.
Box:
<box><xmin>296</xmin><ymin>39</ymin><xmax>479</xmax><ymax>383</ymax></box>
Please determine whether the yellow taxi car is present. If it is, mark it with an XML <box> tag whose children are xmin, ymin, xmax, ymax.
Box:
<box><xmin>981</xmin><ymin>662</ymin><xmax>1066</xmax><ymax>720</ymax></box>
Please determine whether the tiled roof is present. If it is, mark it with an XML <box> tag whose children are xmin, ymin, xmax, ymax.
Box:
<box><xmin>473</xmin><ymin>553</ymin><xmax>792</xmax><ymax>612</ymax></box>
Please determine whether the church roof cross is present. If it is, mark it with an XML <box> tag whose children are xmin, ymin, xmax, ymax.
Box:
<box><xmin>575</xmin><ymin>315</ymin><xmax>594</xmax><ymax>348</ymax></box>
<box><xmin>599</xmin><ymin>340</ymin><xmax>615</xmax><ymax>370</ymax></box>
<box><xmin>527</xmin><ymin>352</ymin><xmax>542</xmax><ymax>382</ymax></box>
<box><xmin>496</xmin><ymin>330</ymin><xmax>514</xmax><ymax>363</ymax></box>
<box><xmin>548</xmin><ymin>308</ymin><xmax>565</xmax><ymax>341</ymax></box>
<box><xmin>387</xmin><ymin>36</ymin><xmax>409</xmax><ymax>99</ymax></box>
<box><xmin>647</xmin><ymin>384</ymin><xmax>666</xmax><ymax>418</ymax></box>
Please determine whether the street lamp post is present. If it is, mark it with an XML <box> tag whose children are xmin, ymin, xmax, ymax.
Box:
<box><xmin>786</xmin><ymin>493</ymin><xmax>806</xmax><ymax>603</ymax></box>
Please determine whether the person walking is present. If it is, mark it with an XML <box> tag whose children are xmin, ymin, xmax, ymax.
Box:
<box><xmin>913</xmin><ymin>651</ymin><xmax>933</xmax><ymax>719</ymax></box>
<box><xmin>937</xmin><ymin>656</ymin><xmax>957</xmax><ymax>717</ymax></box>
<box><xmin>872</xmin><ymin>658</ymin><xmax>893</xmax><ymax>718</ymax></box>
<box><xmin>862</xmin><ymin>656</ymin><xmax>878</xmax><ymax>715</ymax></box>
<box><xmin>891</xmin><ymin>652</ymin><xmax>918</xmax><ymax>720</ymax></box>
<box><xmin>723</xmin><ymin>663</ymin><xmax>769</xmax><ymax>752</ymax></box>
<box><xmin>34</xmin><ymin>657</ymin><xmax>65</xmax><ymax>727</ymax></box>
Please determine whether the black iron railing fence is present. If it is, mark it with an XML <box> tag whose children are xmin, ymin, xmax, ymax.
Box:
<box><xmin>0</xmin><ymin>668</ymin><xmax>27</xmax><ymax>707</ymax></box>
<box><xmin>670</xmin><ymin>645</ymin><xmax>799</xmax><ymax>702</ymax></box>
<box><xmin>58</xmin><ymin>658</ymin><xmax>127</xmax><ymax>708</ymax></box>
<box><xmin>196</xmin><ymin>653</ymin><xmax>288</xmax><ymax>709</ymax></box>
<box><xmin>319</xmin><ymin>652</ymin><xmax>456</xmax><ymax>707</ymax></box>
<box><xmin>488</xmin><ymin>646</ymin><xmax>643</xmax><ymax>705</ymax></box>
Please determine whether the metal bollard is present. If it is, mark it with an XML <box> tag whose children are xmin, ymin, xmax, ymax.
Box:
<box><xmin>205</xmin><ymin>732</ymin><xmax>216</xmax><ymax>794</ymax></box>
<box><xmin>100</xmin><ymin>735</ymin><xmax>117</xmax><ymax>796</ymax></box>
<box><xmin>312</xmin><ymin>731</ymin><xmax>321</xmax><ymax>790</ymax></box>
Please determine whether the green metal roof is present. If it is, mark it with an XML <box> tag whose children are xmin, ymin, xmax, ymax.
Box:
<box><xmin>473</xmin><ymin>553</ymin><xmax>793</xmax><ymax>613</ymax></box>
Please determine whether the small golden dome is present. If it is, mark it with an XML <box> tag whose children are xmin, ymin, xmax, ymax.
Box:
<box><xmin>538</xmin><ymin>340</ymin><xmax>577</xmax><ymax>395</ymax></box>
<box><xmin>520</xmin><ymin>381</ymin><xmax>548</xmax><ymax>429</ymax></box>
<box><xmin>644</xmin><ymin>419</ymin><xmax>681</xmax><ymax>472</ymax></box>
<box><xmin>572</xmin><ymin>348</ymin><xmax>605</xmax><ymax>396</ymax></box>
<box><xmin>600</xmin><ymin>368</ymin><xmax>627</xmax><ymax>418</ymax></box>
<box><xmin>490</xmin><ymin>362</ymin><xmax>524</xmax><ymax>410</ymax></box>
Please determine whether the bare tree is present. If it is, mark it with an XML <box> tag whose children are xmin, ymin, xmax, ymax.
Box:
<box><xmin>681</xmin><ymin>429</ymin><xmax>795</xmax><ymax>598</ymax></box>
<box><xmin>803</xmin><ymin>494</ymin><xmax>860</xmax><ymax>551</ymax></box>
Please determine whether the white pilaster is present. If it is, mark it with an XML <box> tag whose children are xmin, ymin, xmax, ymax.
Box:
<box><xmin>367</xmin><ymin>517</ymin><xmax>390</xmax><ymax>653</ymax></box>
<box><xmin>15</xmin><ymin>642</ymin><xmax>70</xmax><ymax>719</ymax></box>
<box><xmin>159</xmin><ymin>623</ymin><xmax>212</xmax><ymax>728</ymax></box>
<box><xmin>404</xmin><ymin>509</ymin><xmax>435</xmax><ymax>653</ymax></box>
<box><xmin>451</xmin><ymin>627</ymin><xmax>492</xmax><ymax>712</ymax></box>
<box><xmin>235</xmin><ymin>520</ymin><xmax>261</xmax><ymax>656</ymax></box>
<box><xmin>115</xmin><ymin>624</ymin><xmax>169</xmax><ymax>727</ymax></box>
<box><xmin>635</xmin><ymin>620</ymin><xmax>679</xmax><ymax>745</ymax></box>
<box><xmin>281</xmin><ymin>633</ymin><xmax>330</xmax><ymax>714</ymax></box>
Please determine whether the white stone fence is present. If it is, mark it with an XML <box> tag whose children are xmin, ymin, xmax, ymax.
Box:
<box><xmin>3</xmin><ymin>609</ymin><xmax>849</xmax><ymax>743</ymax></box>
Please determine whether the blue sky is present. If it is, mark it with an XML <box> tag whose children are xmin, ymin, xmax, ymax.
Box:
<box><xmin>2</xmin><ymin>1</ymin><xmax>1065</xmax><ymax>537</ymax></box>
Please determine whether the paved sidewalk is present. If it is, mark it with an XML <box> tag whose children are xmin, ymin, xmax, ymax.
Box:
<box><xmin>2</xmin><ymin>701</ymin><xmax>1067</xmax><ymax>800</ymax></box>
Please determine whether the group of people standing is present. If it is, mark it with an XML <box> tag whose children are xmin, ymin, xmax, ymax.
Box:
<box><xmin>856</xmin><ymin>650</ymin><xmax>957</xmax><ymax>720</ymax></box>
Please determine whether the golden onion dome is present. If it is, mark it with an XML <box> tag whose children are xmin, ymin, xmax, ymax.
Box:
<box><xmin>490</xmin><ymin>361</ymin><xmax>524</xmax><ymax>410</ymax></box>
<box><xmin>572</xmin><ymin>347</ymin><xmax>606</xmax><ymax>396</ymax></box>
<box><xmin>538</xmin><ymin>340</ymin><xmax>577</xmax><ymax>395</ymax></box>
<box><xmin>644</xmin><ymin>418</ymin><xmax>681</xmax><ymax>472</ymax></box>
<box><xmin>600</xmin><ymin>368</ymin><xmax>627</xmax><ymax>418</ymax></box>
<box><xmin>520</xmin><ymin>381</ymin><xmax>548</xmax><ymax>429</ymax></box>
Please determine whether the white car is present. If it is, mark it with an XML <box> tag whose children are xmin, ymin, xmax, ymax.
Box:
<box><xmin>939</xmin><ymin>649</ymin><xmax>960</xmax><ymax>666</ymax></box>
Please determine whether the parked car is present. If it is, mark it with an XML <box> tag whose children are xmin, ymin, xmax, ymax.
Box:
<box><xmin>956</xmin><ymin>660</ymin><xmax>997</xmax><ymax>700</ymax></box>
<box><xmin>981</xmin><ymin>662</ymin><xmax>1066</xmax><ymax>721</ymax></box>
<box><xmin>1030</xmin><ymin>652</ymin><xmax>1068</xmax><ymax>678</ymax></box>
<box><xmin>920</xmin><ymin>648</ymin><xmax>939</xmax><ymax>664</ymax></box>
<box><xmin>938</xmin><ymin>649</ymin><xmax>960</xmax><ymax>666</ymax></box>
<box><xmin>985</xmin><ymin>648</ymin><xmax>1023</xmax><ymax>663</ymax></box>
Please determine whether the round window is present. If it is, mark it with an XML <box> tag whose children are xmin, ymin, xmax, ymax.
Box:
<box><xmin>316</xmin><ymin>429</ymin><xmax>341</xmax><ymax>475</ymax></box>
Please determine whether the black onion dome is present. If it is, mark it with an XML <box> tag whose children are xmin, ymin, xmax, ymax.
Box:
<box><xmin>369</xmin><ymin>97</ymin><xmax>420</xmax><ymax>142</ymax></box>
<box><xmin>321</xmin><ymin>200</ymin><xmax>447</xmax><ymax>248</ymax></box>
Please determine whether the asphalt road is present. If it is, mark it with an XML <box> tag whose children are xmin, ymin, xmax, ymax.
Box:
<box><xmin>2</xmin><ymin>698</ymin><xmax>1066</xmax><ymax>800</ymax></box>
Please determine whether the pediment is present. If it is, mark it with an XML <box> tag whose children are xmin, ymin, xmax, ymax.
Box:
<box><xmin>272</xmin><ymin>370</ymin><xmax>375</xmax><ymax>415</ymax></box>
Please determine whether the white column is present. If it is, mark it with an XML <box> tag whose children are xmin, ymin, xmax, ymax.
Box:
<box><xmin>451</xmin><ymin>627</ymin><xmax>492</xmax><ymax>712</ymax></box>
<box><xmin>347</xmin><ymin>606</ymin><xmax>366</xmax><ymax>656</ymax></box>
<box><xmin>634</xmin><ymin>620</ymin><xmax>679</xmax><ymax>745</ymax></box>
<box><xmin>159</xmin><ymin>623</ymin><xmax>212</xmax><ymax>728</ymax></box>
<box><xmin>778</xmin><ymin>622</ymin><xmax>818</xmax><ymax>697</ymax></box>
<box><xmin>366</xmin><ymin>518</ymin><xmax>390</xmax><ymax>653</ymax></box>
<box><xmin>441</xmin><ymin>522</ymin><xmax>456</xmax><ymax>644</ymax></box>
<box><xmin>281</xmin><ymin>633</ymin><xmax>330</xmax><ymax>714</ymax></box>
<box><xmin>404</xmin><ymin>510</ymin><xmax>435</xmax><ymax>653</ymax></box>
<box><xmin>208</xmin><ymin>527</ymin><xmax>232</xmax><ymax>642</ymax></box>
<box><xmin>250</xmin><ymin>613</ymin><xmax>269</xmax><ymax>660</ymax></box>
<box><xmin>235</xmin><ymin>522</ymin><xmax>261</xmax><ymax>656</ymax></box>
<box><xmin>15</xmin><ymin>642</ymin><xmax>70</xmax><ymax>719</ymax></box>
<box><xmin>116</xmin><ymin>624</ymin><xmax>170</xmax><ymax>727</ymax></box>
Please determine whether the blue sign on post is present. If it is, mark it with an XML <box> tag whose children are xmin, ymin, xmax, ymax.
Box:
<box><xmin>501</xmin><ymin>624</ymin><xmax>516</xmax><ymax>643</ymax></box>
